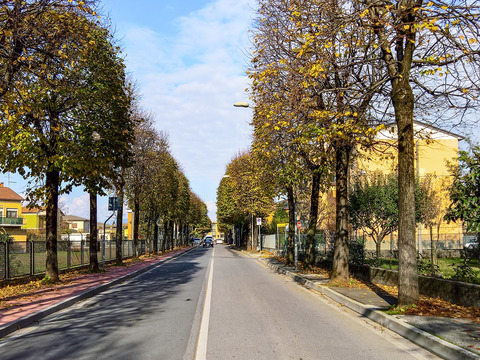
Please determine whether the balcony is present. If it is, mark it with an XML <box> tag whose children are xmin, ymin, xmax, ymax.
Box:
<box><xmin>0</xmin><ymin>217</ymin><xmax>24</xmax><ymax>226</ymax></box>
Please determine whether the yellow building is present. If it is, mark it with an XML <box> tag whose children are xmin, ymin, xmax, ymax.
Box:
<box><xmin>359</xmin><ymin>120</ymin><xmax>461</xmax><ymax>177</ymax></box>
<box><xmin>355</xmin><ymin>120</ymin><xmax>463</xmax><ymax>252</ymax></box>
<box><xmin>22</xmin><ymin>206</ymin><xmax>46</xmax><ymax>235</ymax></box>
<box><xmin>0</xmin><ymin>184</ymin><xmax>27</xmax><ymax>241</ymax></box>
<box><xmin>127</xmin><ymin>210</ymin><xmax>133</xmax><ymax>240</ymax></box>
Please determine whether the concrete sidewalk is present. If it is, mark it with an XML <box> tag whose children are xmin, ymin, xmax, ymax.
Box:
<box><xmin>0</xmin><ymin>247</ymin><xmax>194</xmax><ymax>338</ymax></box>
<box><xmin>258</xmin><ymin>256</ymin><xmax>480</xmax><ymax>360</ymax></box>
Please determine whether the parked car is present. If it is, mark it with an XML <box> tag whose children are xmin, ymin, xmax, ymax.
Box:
<box><xmin>464</xmin><ymin>241</ymin><xmax>479</xmax><ymax>250</ymax></box>
<box><xmin>216</xmin><ymin>238</ymin><xmax>224</xmax><ymax>244</ymax></box>
<box><xmin>193</xmin><ymin>238</ymin><xmax>201</xmax><ymax>245</ymax></box>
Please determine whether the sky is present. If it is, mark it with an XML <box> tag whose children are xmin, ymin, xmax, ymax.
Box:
<box><xmin>4</xmin><ymin>0</ymin><xmax>256</xmax><ymax>224</ymax></box>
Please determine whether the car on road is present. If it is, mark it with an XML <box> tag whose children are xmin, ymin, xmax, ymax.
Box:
<box><xmin>216</xmin><ymin>238</ymin><xmax>224</xmax><ymax>244</ymax></box>
<box><xmin>203</xmin><ymin>237</ymin><xmax>214</xmax><ymax>247</ymax></box>
<box><xmin>193</xmin><ymin>238</ymin><xmax>201</xmax><ymax>245</ymax></box>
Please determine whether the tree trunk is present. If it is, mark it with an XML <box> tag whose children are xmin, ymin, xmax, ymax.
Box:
<box><xmin>253</xmin><ymin>219</ymin><xmax>258</xmax><ymax>251</ymax></box>
<box><xmin>153</xmin><ymin>222</ymin><xmax>159</xmax><ymax>254</ymax></box>
<box><xmin>165</xmin><ymin>221</ymin><xmax>172</xmax><ymax>251</ymax></box>
<box><xmin>165</xmin><ymin>221</ymin><xmax>169</xmax><ymax>251</ymax></box>
<box><xmin>331</xmin><ymin>143</ymin><xmax>351</xmax><ymax>282</ymax></box>
<box><xmin>115</xmin><ymin>190</ymin><xmax>124</xmax><ymax>265</ymax></box>
<box><xmin>305</xmin><ymin>171</ymin><xmax>321</xmax><ymax>269</ymax></box>
<box><xmin>376</xmin><ymin>240</ymin><xmax>381</xmax><ymax>260</ymax></box>
<box><xmin>170</xmin><ymin>221</ymin><xmax>175</xmax><ymax>250</ymax></box>
<box><xmin>89</xmin><ymin>191</ymin><xmax>99</xmax><ymax>272</ymax></box>
<box><xmin>286</xmin><ymin>185</ymin><xmax>295</xmax><ymax>265</ymax></box>
<box><xmin>394</xmin><ymin>79</ymin><xmax>419</xmax><ymax>305</ymax></box>
<box><xmin>247</xmin><ymin>215</ymin><xmax>253</xmax><ymax>251</ymax></box>
<box><xmin>133</xmin><ymin>196</ymin><xmax>140</xmax><ymax>256</ymax></box>
<box><xmin>45</xmin><ymin>169</ymin><xmax>60</xmax><ymax>281</ymax></box>
<box><xmin>162</xmin><ymin>222</ymin><xmax>167</xmax><ymax>253</ymax></box>
<box><xmin>430</xmin><ymin>225</ymin><xmax>438</xmax><ymax>267</ymax></box>
<box><xmin>432</xmin><ymin>235</ymin><xmax>438</xmax><ymax>266</ymax></box>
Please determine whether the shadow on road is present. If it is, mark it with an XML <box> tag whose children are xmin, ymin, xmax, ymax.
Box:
<box><xmin>1</xmin><ymin>249</ymin><xmax>209</xmax><ymax>360</ymax></box>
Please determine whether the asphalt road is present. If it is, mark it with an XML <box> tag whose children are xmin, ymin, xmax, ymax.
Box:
<box><xmin>0</xmin><ymin>245</ymin><xmax>440</xmax><ymax>360</ymax></box>
<box><xmin>0</xmin><ymin>248</ymin><xmax>211</xmax><ymax>360</ymax></box>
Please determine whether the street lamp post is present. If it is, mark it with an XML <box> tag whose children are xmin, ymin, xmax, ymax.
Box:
<box><xmin>232</xmin><ymin>102</ymin><xmax>255</xmax><ymax>251</ymax></box>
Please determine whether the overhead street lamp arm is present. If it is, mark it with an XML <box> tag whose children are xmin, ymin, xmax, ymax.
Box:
<box><xmin>233</xmin><ymin>102</ymin><xmax>250</xmax><ymax>108</ymax></box>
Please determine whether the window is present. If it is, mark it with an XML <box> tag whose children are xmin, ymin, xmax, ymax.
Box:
<box><xmin>6</xmin><ymin>209</ymin><xmax>17</xmax><ymax>218</ymax></box>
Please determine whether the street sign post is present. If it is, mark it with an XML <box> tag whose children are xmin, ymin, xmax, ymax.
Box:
<box><xmin>256</xmin><ymin>218</ymin><xmax>262</xmax><ymax>251</ymax></box>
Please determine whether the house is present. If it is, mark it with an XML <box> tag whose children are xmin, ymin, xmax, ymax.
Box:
<box><xmin>23</xmin><ymin>207</ymin><xmax>66</xmax><ymax>238</ymax></box>
<box><xmin>22</xmin><ymin>206</ymin><xmax>46</xmax><ymax>234</ymax></box>
<box><xmin>0</xmin><ymin>183</ymin><xmax>27</xmax><ymax>241</ymax></box>
<box><xmin>352</xmin><ymin>120</ymin><xmax>463</xmax><ymax>252</ymax></box>
<box><xmin>98</xmin><ymin>222</ymin><xmax>115</xmax><ymax>240</ymax></box>
<box><xmin>63</xmin><ymin>215</ymin><xmax>90</xmax><ymax>233</ymax></box>
<box><xmin>357</xmin><ymin>120</ymin><xmax>462</xmax><ymax>177</ymax></box>
<box><xmin>97</xmin><ymin>222</ymin><xmax>128</xmax><ymax>240</ymax></box>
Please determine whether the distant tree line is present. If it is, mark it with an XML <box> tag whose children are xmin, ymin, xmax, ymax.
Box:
<box><xmin>0</xmin><ymin>0</ymin><xmax>209</xmax><ymax>280</ymax></box>
<box><xmin>217</xmin><ymin>0</ymin><xmax>480</xmax><ymax>305</ymax></box>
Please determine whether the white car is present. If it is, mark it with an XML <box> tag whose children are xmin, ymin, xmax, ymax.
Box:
<box><xmin>216</xmin><ymin>238</ymin><xmax>224</xmax><ymax>244</ymax></box>
<box><xmin>464</xmin><ymin>241</ymin><xmax>478</xmax><ymax>250</ymax></box>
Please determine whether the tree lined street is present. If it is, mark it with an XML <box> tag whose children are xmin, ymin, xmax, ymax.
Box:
<box><xmin>1</xmin><ymin>1</ymin><xmax>480</xmax><ymax>359</ymax></box>
<box><xmin>0</xmin><ymin>245</ymin><xmax>440</xmax><ymax>359</ymax></box>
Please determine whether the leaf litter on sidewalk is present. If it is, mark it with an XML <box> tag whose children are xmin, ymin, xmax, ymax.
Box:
<box><xmin>272</xmin><ymin>254</ymin><xmax>480</xmax><ymax>323</ymax></box>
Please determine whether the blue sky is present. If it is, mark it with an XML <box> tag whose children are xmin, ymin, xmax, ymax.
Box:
<box><xmin>5</xmin><ymin>0</ymin><xmax>255</xmax><ymax>223</ymax></box>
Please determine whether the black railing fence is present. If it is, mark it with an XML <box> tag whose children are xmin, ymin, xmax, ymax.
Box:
<box><xmin>0</xmin><ymin>239</ymin><xmax>154</xmax><ymax>281</ymax></box>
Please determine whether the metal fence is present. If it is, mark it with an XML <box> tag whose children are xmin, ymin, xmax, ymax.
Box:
<box><xmin>266</xmin><ymin>231</ymin><xmax>468</xmax><ymax>259</ymax></box>
<box><xmin>0</xmin><ymin>239</ymin><xmax>151</xmax><ymax>281</ymax></box>
<box><xmin>264</xmin><ymin>233</ymin><xmax>330</xmax><ymax>255</ymax></box>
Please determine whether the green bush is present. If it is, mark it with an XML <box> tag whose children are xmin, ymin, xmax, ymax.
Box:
<box><xmin>449</xmin><ymin>259</ymin><xmax>480</xmax><ymax>284</ymax></box>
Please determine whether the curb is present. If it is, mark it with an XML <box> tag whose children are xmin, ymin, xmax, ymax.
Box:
<box><xmin>0</xmin><ymin>247</ymin><xmax>195</xmax><ymax>339</ymax></box>
<box><xmin>259</xmin><ymin>258</ymin><xmax>480</xmax><ymax>360</ymax></box>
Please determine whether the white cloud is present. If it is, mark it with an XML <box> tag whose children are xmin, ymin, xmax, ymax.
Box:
<box><xmin>121</xmin><ymin>0</ymin><xmax>255</xmax><ymax>221</ymax></box>
<box><xmin>63</xmin><ymin>194</ymin><xmax>89</xmax><ymax>218</ymax></box>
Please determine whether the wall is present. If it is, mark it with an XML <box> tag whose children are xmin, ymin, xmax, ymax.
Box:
<box><xmin>347</xmin><ymin>263</ymin><xmax>480</xmax><ymax>308</ymax></box>
<box><xmin>262</xmin><ymin>234</ymin><xmax>277</xmax><ymax>250</ymax></box>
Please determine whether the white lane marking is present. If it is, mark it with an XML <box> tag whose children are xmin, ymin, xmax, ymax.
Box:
<box><xmin>195</xmin><ymin>247</ymin><xmax>215</xmax><ymax>360</ymax></box>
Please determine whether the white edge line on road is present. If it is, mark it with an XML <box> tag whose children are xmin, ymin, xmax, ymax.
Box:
<box><xmin>195</xmin><ymin>247</ymin><xmax>215</xmax><ymax>360</ymax></box>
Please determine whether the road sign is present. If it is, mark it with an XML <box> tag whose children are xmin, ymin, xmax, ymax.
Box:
<box><xmin>108</xmin><ymin>197</ymin><xmax>121</xmax><ymax>211</ymax></box>
<box><xmin>297</xmin><ymin>220</ymin><xmax>301</xmax><ymax>229</ymax></box>
<box><xmin>256</xmin><ymin>217</ymin><xmax>262</xmax><ymax>226</ymax></box>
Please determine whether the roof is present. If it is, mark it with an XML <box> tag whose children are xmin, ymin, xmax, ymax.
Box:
<box><xmin>0</xmin><ymin>187</ymin><xmax>24</xmax><ymax>202</ymax></box>
<box><xmin>379</xmin><ymin>120</ymin><xmax>464</xmax><ymax>140</ymax></box>
<box><xmin>63</xmin><ymin>215</ymin><xmax>89</xmax><ymax>222</ymax></box>
<box><xmin>97</xmin><ymin>222</ymin><xmax>115</xmax><ymax>228</ymax></box>
<box><xmin>22</xmin><ymin>206</ymin><xmax>46</xmax><ymax>214</ymax></box>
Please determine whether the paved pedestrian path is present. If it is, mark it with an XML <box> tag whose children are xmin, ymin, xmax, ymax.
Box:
<box><xmin>0</xmin><ymin>247</ymin><xmax>192</xmax><ymax>337</ymax></box>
